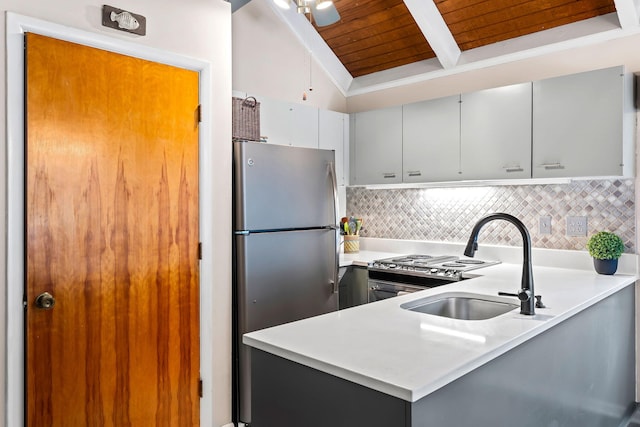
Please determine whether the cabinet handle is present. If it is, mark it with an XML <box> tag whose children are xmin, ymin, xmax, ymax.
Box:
<box><xmin>407</xmin><ymin>171</ymin><xmax>422</xmax><ymax>177</ymax></box>
<box><xmin>382</xmin><ymin>173</ymin><xmax>396</xmax><ymax>179</ymax></box>
<box><xmin>504</xmin><ymin>166</ymin><xmax>524</xmax><ymax>173</ymax></box>
<box><xmin>540</xmin><ymin>163</ymin><xmax>565</xmax><ymax>170</ymax></box>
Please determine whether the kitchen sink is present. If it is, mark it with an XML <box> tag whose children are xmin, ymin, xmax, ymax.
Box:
<box><xmin>400</xmin><ymin>292</ymin><xmax>519</xmax><ymax>320</ymax></box>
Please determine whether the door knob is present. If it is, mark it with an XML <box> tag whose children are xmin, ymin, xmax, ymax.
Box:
<box><xmin>34</xmin><ymin>292</ymin><xmax>56</xmax><ymax>310</ymax></box>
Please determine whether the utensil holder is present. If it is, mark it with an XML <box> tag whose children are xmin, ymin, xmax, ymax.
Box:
<box><xmin>344</xmin><ymin>235</ymin><xmax>359</xmax><ymax>253</ymax></box>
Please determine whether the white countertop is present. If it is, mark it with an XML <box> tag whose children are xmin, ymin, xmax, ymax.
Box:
<box><xmin>244</xmin><ymin>262</ymin><xmax>637</xmax><ymax>402</ymax></box>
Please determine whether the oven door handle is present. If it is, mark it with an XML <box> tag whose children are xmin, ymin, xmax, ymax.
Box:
<box><xmin>369</xmin><ymin>286</ymin><xmax>412</xmax><ymax>301</ymax></box>
<box><xmin>370</xmin><ymin>288</ymin><xmax>405</xmax><ymax>295</ymax></box>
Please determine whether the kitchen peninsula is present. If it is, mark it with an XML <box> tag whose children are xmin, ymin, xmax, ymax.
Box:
<box><xmin>245</xmin><ymin>241</ymin><xmax>638</xmax><ymax>426</ymax></box>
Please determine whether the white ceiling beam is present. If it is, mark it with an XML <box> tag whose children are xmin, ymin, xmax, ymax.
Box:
<box><xmin>614</xmin><ymin>0</ymin><xmax>640</xmax><ymax>28</ymax></box>
<box><xmin>266</xmin><ymin>0</ymin><xmax>353</xmax><ymax>95</ymax></box>
<box><xmin>403</xmin><ymin>0</ymin><xmax>461</xmax><ymax>69</ymax></box>
<box><xmin>347</xmin><ymin>13</ymin><xmax>633</xmax><ymax>97</ymax></box>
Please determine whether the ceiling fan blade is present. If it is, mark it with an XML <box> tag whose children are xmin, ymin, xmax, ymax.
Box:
<box><xmin>230</xmin><ymin>0</ymin><xmax>253</xmax><ymax>13</ymax></box>
<box><xmin>311</xmin><ymin>2</ymin><xmax>340</xmax><ymax>26</ymax></box>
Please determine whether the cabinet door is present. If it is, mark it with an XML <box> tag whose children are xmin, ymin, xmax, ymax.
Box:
<box><xmin>259</xmin><ymin>96</ymin><xmax>290</xmax><ymax>145</ymax></box>
<box><xmin>290</xmin><ymin>103</ymin><xmax>319</xmax><ymax>149</ymax></box>
<box><xmin>532</xmin><ymin>66</ymin><xmax>626</xmax><ymax>178</ymax></box>
<box><xmin>260</xmin><ymin>97</ymin><xmax>319</xmax><ymax>148</ymax></box>
<box><xmin>338</xmin><ymin>266</ymin><xmax>368</xmax><ymax>309</ymax></box>
<box><xmin>460</xmin><ymin>83</ymin><xmax>532</xmax><ymax>180</ymax></box>
<box><xmin>319</xmin><ymin>109</ymin><xmax>346</xmax><ymax>186</ymax></box>
<box><xmin>403</xmin><ymin>95</ymin><xmax>461</xmax><ymax>182</ymax></box>
<box><xmin>352</xmin><ymin>106</ymin><xmax>402</xmax><ymax>184</ymax></box>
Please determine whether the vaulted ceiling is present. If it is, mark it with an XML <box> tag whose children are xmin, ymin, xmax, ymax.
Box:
<box><xmin>317</xmin><ymin>0</ymin><xmax>616</xmax><ymax>77</ymax></box>
<box><xmin>260</xmin><ymin>0</ymin><xmax>640</xmax><ymax>95</ymax></box>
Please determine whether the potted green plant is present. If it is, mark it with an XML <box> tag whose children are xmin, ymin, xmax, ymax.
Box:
<box><xmin>586</xmin><ymin>231</ymin><xmax>625</xmax><ymax>275</ymax></box>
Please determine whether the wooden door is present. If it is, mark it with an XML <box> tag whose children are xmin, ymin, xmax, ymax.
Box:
<box><xmin>25</xmin><ymin>33</ymin><xmax>200</xmax><ymax>426</ymax></box>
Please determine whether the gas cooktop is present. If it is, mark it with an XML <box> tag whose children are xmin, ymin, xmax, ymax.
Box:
<box><xmin>368</xmin><ymin>254</ymin><xmax>500</xmax><ymax>281</ymax></box>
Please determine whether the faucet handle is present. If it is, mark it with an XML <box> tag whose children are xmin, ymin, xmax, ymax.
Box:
<box><xmin>499</xmin><ymin>291</ymin><xmax>545</xmax><ymax>309</ymax></box>
<box><xmin>498</xmin><ymin>291</ymin><xmax>517</xmax><ymax>298</ymax></box>
<box><xmin>517</xmin><ymin>288</ymin><xmax>532</xmax><ymax>302</ymax></box>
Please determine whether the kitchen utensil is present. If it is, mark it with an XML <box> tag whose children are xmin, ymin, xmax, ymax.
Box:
<box><xmin>340</xmin><ymin>217</ymin><xmax>348</xmax><ymax>234</ymax></box>
<box><xmin>348</xmin><ymin>217</ymin><xmax>357</xmax><ymax>235</ymax></box>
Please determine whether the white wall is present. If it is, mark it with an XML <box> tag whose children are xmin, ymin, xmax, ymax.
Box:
<box><xmin>232</xmin><ymin>0</ymin><xmax>347</xmax><ymax>113</ymax></box>
<box><xmin>1</xmin><ymin>1</ymin><xmax>233</xmax><ymax>426</ymax></box>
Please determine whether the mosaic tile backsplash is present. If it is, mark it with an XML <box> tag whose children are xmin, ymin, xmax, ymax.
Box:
<box><xmin>346</xmin><ymin>179</ymin><xmax>636</xmax><ymax>253</ymax></box>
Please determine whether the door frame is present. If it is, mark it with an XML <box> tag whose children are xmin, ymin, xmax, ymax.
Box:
<box><xmin>6</xmin><ymin>12</ymin><xmax>215</xmax><ymax>426</ymax></box>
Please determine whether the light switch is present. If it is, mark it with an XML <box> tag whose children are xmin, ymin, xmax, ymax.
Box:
<box><xmin>539</xmin><ymin>216</ymin><xmax>551</xmax><ymax>235</ymax></box>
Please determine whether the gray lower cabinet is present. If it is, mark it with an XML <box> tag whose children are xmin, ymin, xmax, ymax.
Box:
<box><xmin>460</xmin><ymin>83</ymin><xmax>532</xmax><ymax>180</ymax></box>
<box><xmin>251</xmin><ymin>285</ymin><xmax>635</xmax><ymax>427</ymax></box>
<box><xmin>338</xmin><ymin>265</ymin><xmax>369</xmax><ymax>309</ymax></box>
<box><xmin>252</xmin><ymin>349</ymin><xmax>407</xmax><ymax>427</ymax></box>
<box><xmin>351</xmin><ymin>106</ymin><xmax>403</xmax><ymax>185</ymax></box>
<box><xmin>402</xmin><ymin>95</ymin><xmax>461</xmax><ymax>182</ymax></box>
<box><xmin>532</xmin><ymin>65</ymin><xmax>634</xmax><ymax>178</ymax></box>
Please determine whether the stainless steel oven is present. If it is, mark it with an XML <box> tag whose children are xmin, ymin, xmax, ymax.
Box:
<box><xmin>368</xmin><ymin>278</ymin><xmax>447</xmax><ymax>303</ymax></box>
<box><xmin>367</xmin><ymin>254</ymin><xmax>499</xmax><ymax>303</ymax></box>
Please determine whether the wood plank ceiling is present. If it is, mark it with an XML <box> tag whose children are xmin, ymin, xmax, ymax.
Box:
<box><xmin>314</xmin><ymin>0</ymin><xmax>617</xmax><ymax>77</ymax></box>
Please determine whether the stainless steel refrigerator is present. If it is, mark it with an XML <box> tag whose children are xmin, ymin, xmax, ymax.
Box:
<box><xmin>232</xmin><ymin>141</ymin><xmax>340</xmax><ymax>425</ymax></box>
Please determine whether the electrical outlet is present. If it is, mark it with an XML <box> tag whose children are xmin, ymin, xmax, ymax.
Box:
<box><xmin>566</xmin><ymin>216</ymin><xmax>588</xmax><ymax>237</ymax></box>
<box><xmin>539</xmin><ymin>216</ymin><xmax>551</xmax><ymax>235</ymax></box>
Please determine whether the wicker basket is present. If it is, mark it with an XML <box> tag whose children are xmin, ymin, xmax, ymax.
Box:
<box><xmin>232</xmin><ymin>96</ymin><xmax>260</xmax><ymax>141</ymax></box>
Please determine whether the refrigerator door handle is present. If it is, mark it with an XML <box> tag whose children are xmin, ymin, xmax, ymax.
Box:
<box><xmin>328</xmin><ymin>161</ymin><xmax>340</xmax><ymax>294</ymax></box>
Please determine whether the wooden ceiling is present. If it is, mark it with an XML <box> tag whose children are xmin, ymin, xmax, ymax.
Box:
<box><xmin>314</xmin><ymin>0</ymin><xmax>617</xmax><ymax>77</ymax></box>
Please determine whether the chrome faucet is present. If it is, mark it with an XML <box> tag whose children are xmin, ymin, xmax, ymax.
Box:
<box><xmin>464</xmin><ymin>213</ymin><xmax>535</xmax><ymax>316</ymax></box>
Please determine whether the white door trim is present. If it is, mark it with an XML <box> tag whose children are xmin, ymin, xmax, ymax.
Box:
<box><xmin>5</xmin><ymin>12</ymin><xmax>215</xmax><ymax>426</ymax></box>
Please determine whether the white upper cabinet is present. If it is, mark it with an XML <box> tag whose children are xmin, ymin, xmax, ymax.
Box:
<box><xmin>258</xmin><ymin>96</ymin><xmax>288</xmax><ymax>144</ymax></box>
<box><xmin>460</xmin><ymin>83</ymin><xmax>532</xmax><ymax>180</ymax></box>
<box><xmin>319</xmin><ymin>109</ymin><xmax>348</xmax><ymax>186</ymax></box>
<box><xmin>290</xmin><ymin>103</ymin><xmax>320</xmax><ymax>149</ymax></box>
<box><xmin>532</xmin><ymin>66</ymin><xmax>634</xmax><ymax>178</ymax></box>
<box><xmin>235</xmin><ymin>91</ymin><xmax>348</xmax><ymax>189</ymax></box>
<box><xmin>351</xmin><ymin>106</ymin><xmax>403</xmax><ymax>185</ymax></box>
<box><xmin>402</xmin><ymin>95</ymin><xmax>461</xmax><ymax>183</ymax></box>
<box><xmin>260</xmin><ymin>97</ymin><xmax>319</xmax><ymax>149</ymax></box>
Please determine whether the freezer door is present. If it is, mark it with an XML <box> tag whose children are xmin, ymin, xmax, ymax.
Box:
<box><xmin>235</xmin><ymin>228</ymin><xmax>338</xmax><ymax>423</ymax></box>
<box><xmin>233</xmin><ymin>141</ymin><xmax>336</xmax><ymax>230</ymax></box>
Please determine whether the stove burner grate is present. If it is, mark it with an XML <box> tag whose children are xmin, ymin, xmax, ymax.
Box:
<box><xmin>391</xmin><ymin>255</ymin><xmax>435</xmax><ymax>263</ymax></box>
<box><xmin>455</xmin><ymin>259</ymin><xmax>485</xmax><ymax>265</ymax></box>
<box><xmin>391</xmin><ymin>257</ymin><xmax>415</xmax><ymax>263</ymax></box>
